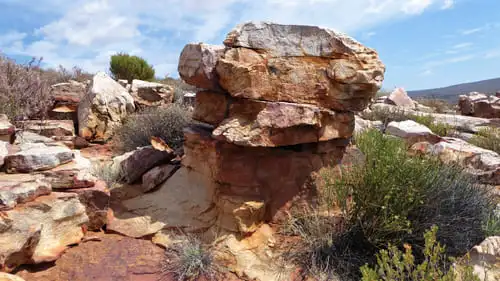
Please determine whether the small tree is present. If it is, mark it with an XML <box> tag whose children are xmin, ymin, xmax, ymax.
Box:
<box><xmin>109</xmin><ymin>53</ymin><xmax>155</xmax><ymax>83</ymax></box>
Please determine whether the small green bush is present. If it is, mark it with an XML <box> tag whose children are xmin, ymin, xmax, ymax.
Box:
<box><xmin>162</xmin><ymin>236</ymin><xmax>220</xmax><ymax>281</ymax></box>
<box><xmin>411</xmin><ymin>115</ymin><xmax>454</xmax><ymax>137</ymax></box>
<box><xmin>109</xmin><ymin>53</ymin><xmax>155</xmax><ymax>83</ymax></box>
<box><xmin>360</xmin><ymin>226</ymin><xmax>479</xmax><ymax>281</ymax></box>
<box><xmin>470</xmin><ymin>127</ymin><xmax>500</xmax><ymax>154</ymax></box>
<box><xmin>113</xmin><ymin>104</ymin><xmax>192</xmax><ymax>152</ymax></box>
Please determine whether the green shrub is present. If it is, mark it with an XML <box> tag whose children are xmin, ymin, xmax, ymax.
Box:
<box><xmin>411</xmin><ymin>115</ymin><xmax>454</xmax><ymax>137</ymax></box>
<box><xmin>162</xmin><ymin>236</ymin><xmax>220</xmax><ymax>281</ymax></box>
<box><xmin>360</xmin><ymin>226</ymin><xmax>479</xmax><ymax>281</ymax></box>
<box><xmin>113</xmin><ymin>104</ymin><xmax>192</xmax><ymax>152</ymax></box>
<box><xmin>0</xmin><ymin>55</ymin><xmax>52</xmax><ymax>119</ymax></box>
<box><xmin>470</xmin><ymin>127</ymin><xmax>500</xmax><ymax>154</ymax></box>
<box><xmin>286</xmin><ymin>129</ymin><xmax>494</xmax><ymax>280</ymax></box>
<box><xmin>109</xmin><ymin>53</ymin><xmax>155</xmax><ymax>83</ymax></box>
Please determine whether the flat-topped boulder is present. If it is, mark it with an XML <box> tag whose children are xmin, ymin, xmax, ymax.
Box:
<box><xmin>78</xmin><ymin>72</ymin><xmax>135</xmax><ymax>142</ymax></box>
<box><xmin>387</xmin><ymin>120</ymin><xmax>441</xmax><ymax>144</ymax></box>
<box><xmin>4</xmin><ymin>143</ymin><xmax>74</xmax><ymax>173</ymax></box>
<box><xmin>458</xmin><ymin>92</ymin><xmax>500</xmax><ymax>118</ymax></box>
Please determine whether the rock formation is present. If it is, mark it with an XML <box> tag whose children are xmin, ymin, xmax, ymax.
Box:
<box><xmin>174</xmin><ymin>21</ymin><xmax>385</xmax><ymax>234</ymax></box>
<box><xmin>78</xmin><ymin>72</ymin><xmax>135</xmax><ymax>142</ymax></box>
<box><xmin>458</xmin><ymin>92</ymin><xmax>500</xmax><ymax>118</ymax></box>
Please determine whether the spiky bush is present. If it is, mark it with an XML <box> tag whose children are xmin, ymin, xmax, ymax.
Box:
<box><xmin>162</xmin><ymin>236</ymin><xmax>220</xmax><ymax>281</ymax></box>
<box><xmin>109</xmin><ymin>53</ymin><xmax>155</xmax><ymax>83</ymax></box>
<box><xmin>113</xmin><ymin>104</ymin><xmax>192</xmax><ymax>152</ymax></box>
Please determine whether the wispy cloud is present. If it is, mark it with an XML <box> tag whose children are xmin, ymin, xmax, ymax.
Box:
<box><xmin>441</xmin><ymin>0</ymin><xmax>453</xmax><ymax>9</ymax></box>
<box><xmin>425</xmin><ymin>54</ymin><xmax>476</xmax><ymax>68</ymax></box>
<box><xmin>452</xmin><ymin>42</ymin><xmax>473</xmax><ymax>49</ymax></box>
<box><xmin>420</xmin><ymin>69</ymin><xmax>433</xmax><ymax>76</ymax></box>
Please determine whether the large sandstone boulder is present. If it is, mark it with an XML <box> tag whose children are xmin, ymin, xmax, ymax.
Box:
<box><xmin>0</xmin><ymin>192</ymin><xmax>88</xmax><ymax>272</ymax></box>
<box><xmin>178</xmin><ymin>43</ymin><xmax>225</xmax><ymax>91</ymax></box>
<box><xmin>216</xmin><ymin>21</ymin><xmax>385</xmax><ymax>111</ymax></box>
<box><xmin>129</xmin><ymin>79</ymin><xmax>174</xmax><ymax>108</ymax></box>
<box><xmin>78</xmin><ymin>72</ymin><xmax>135</xmax><ymax>142</ymax></box>
<box><xmin>0</xmin><ymin>115</ymin><xmax>15</xmax><ymax>143</ymax></box>
<box><xmin>4</xmin><ymin>143</ymin><xmax>74</xmax><ymax>173</ymax></box>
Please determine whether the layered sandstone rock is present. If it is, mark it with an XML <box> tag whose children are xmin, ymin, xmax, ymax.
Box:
<box><xmin>0</xmin><ymin>115</ymin><xmax>14</xmax><ymax>143</ymax></box>
<box><xmin>49</xmin><ymin>80</ymin><xmax>86</xmax><ymax>120</ymax></box>
<box><xmin>174</xmin><ymin>22</ymin><xmax>384</xmax><ymax>235</ymax></box>
<box><xmin>129</xmin><ymin>79</ymin><xmax>174</xmax><ymax>108</ymax></box>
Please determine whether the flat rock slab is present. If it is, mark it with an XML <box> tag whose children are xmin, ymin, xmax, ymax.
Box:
<box><xmin>4</xmin><ymin>143</ymin><xmax>74</xmax><ymax>173</ymax></box>
<box><xmin>16</xmin><ymin>120</ymin><xmax>75</xmax><ymax>137</ymax></box>
<box><xmin>0</xmin><ymin>192</ymin><xmax>88</xmax><ymax>272</ymax></box>
<box><xmin>13</xmin><ymin>132</ymin><xmax>54</xmax><ymax>145</ymax></box>
<box><xmin>15</xmin><ymin>233</ymin><xmax>165</xmax><ymax>281</ymax></box>
<box><xmin>0</xmin><ymin>177</ymin><xmax>51</xmax><ymax>210</ymax></box>
<box><xmin>387</xmin><ymin>120</ymin><xmax>441</xmax><ymax>144</ymax></box>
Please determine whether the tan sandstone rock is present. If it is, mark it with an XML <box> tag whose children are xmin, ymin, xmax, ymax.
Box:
<box><xmin>0</xmin><ymin>177</ymin><xmax>51</xmax><ymax>210</ymax></box>
<box><xmin>16</xmin><ymin>120</ymin><xmax>75</xmax><ymax>137</ymax></box>
<box><xmin>0</xmin><ymin>192</ymin><xmax>88</xmax><ymax>272</ymax></box>
<box><xmin>0</xmin><ymin>115</ymin><xmax>15</xmax><ymax>143</ymax></box>
<box><xmin>0</xmin><ymin>273</ymin><xmax>25</xmax><ymax>281</ymax></box>
<box><xmin>129</xmin><ymin>79</ymin><xmax>174</xmax><ymax>108</ymax></box>
<box><xmin>78</xmin><ymin>72</ymin><xmax>135</xmax><ymax>142</ymax></box>
<box><xmin>178</xmin><ymin>43</ymin><xmax>225</xmax><ymax>91</ymax></box>
<box><xmin>216</xmin><ymin>21</ymin><xmax>385</xmax><ymax>111</ymax></box>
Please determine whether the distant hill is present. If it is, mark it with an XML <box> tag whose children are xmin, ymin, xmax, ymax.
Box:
<box><xmin>408</xmin><ymin>77</ymin><xmax>500</xmax><ymax>103</ymax></box>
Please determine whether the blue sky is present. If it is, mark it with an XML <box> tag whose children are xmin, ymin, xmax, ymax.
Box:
<box><xmin>0</xmin><ymin>0</ymin><xmax>498</xmax><ymax>91</ymax></box>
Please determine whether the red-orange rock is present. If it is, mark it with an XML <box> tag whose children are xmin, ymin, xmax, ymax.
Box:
<box><xmin>178</xmin><ymin>43</ymin><xmax>225</xmax><ymax>91</ymax></box>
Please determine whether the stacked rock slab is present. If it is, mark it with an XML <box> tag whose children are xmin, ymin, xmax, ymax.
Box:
<box><xmin>178</xmin><ymin>22</ymin><xmax>384</xmax><ymax>234</ymax></box>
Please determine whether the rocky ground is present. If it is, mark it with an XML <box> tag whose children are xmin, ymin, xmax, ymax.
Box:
<box><xmin>1</xmin><ymin>21</ymin><xmax>500</xmax><ymax>281</ymax></box>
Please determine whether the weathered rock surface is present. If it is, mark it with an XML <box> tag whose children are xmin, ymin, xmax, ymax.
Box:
<box><xmin>129</xmin><ymin>79</ymin><xmax>174</xmax><ymax>107</ymax></box>
<box><xmin>4</xmin><ymin>143</ymin><xmax>74</xmax><ymax>173</ymax></box>
<box><xmin>115</xmin><ymin>146</ymin><xmax>175</xmax><ymax>184</ymax></box>
<box><xmin>15</xmin><ymin>233</ymin><xmax>165</xmax><ymax>281</ymax></box>
<box><xmin>141</xmin><ymin>164</ymin><xmax>177</xmax><ymax>193</ymax></box>
<box><xmin>202</xmin><ymin>95</ymin><xmax>354</xmax><ymax>147</ymax></box>
<box><xmin>183</xmin><ymin>126</ymin><xmax>346</xmax><ymax>224</ymax></box>
<box><xmin>50</xmin><ymin>80</ymin><xmax>86</xmax><ymax>108</ymax></box>
<box><xmin>468</xmin><ymin>236</ymin><xmax>500</xmax><ymax>281</ymax></box>
<box><xmin>0</xmin><ymin>192</ymin><xmax>88</xmax><ymax>272</ymax></box>
<box><xmin>13</xmin><ymin>131</ymin><xmax>54</xmax><ymax>145</ymax></box>
<box><xmin>0</xmin><ymin>115</ymin><xmax>15</xmax><ymax>143</ymax></box>
<box><xmin>0</xmin><ymin>273</ymin><xmax>25</xmax><ymax>281</ymax></box>
<box><xmin>178</xmin><ymin>43</ymin><xmax>225</xmax><ymax>91</ymax></box>
<box><xmin>387</xmin><ymin>120</ymin><xmax>441</xmax><ymax>144</ymax></box>
<box><xmin>458</xmin><ymin>92</ymin><xmax>500</xmax><ymax>118</ymax></box>
<box><xmin>217</xmin><ymin>48</ymin><xmax>384</xmax><ymax>112</ymax></box>
<box><xmin>66</xmin><ymin>181</ymin><xmax>109</xmax><ymax>231</ymax></box>
<box><xmin>112</xmin><ymin>167</ymin><xmax>217</xmax><ymax>235</ymax></box>
<box><xmin>387</xmin><ymin>88</ymin><xmax>415</xmax><ymax>109</ymax></box>
<box><xmin>16</xmin><ymin>120</ymin><xmax>74</xmax><ymax>137</ymax></box>
<box><xmin>78</xmin><ymin>72</ymin><xmax>135</xmax><ymax>142</ymax></box>
<box><xmin>41</xmin><ymin>150</ymin><xmax>96</xmax><ymax>189</ymax></box>
<box><xmin>0</xmin><ymin>177</ymin><xmax>51</xmax><ymax>210</ymax></box>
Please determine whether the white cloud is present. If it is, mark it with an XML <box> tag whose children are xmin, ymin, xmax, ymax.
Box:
<box><xmin>452</xmin><ymin>42</ymin><xmax>473</xmax><ymax>49</ymax></box>
<box><xmin>441</xmin><ymin>0</ymin><xmax>453</xmax><ymax>9</ymax></box>
<box><xmin>0</xmin><ymin>0</ymin><xmax>455</xmax><ymax>76</ymax></box>
<box><xmin>420</xmin><ymin>69</ymin><xmax>433</xmax><ymax>76</ymax></box>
